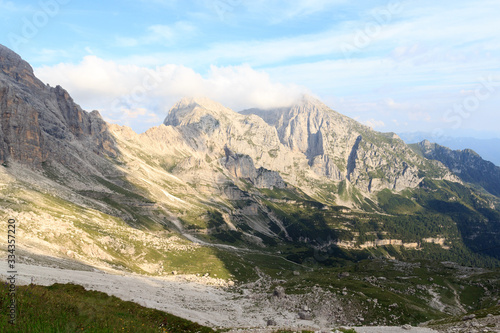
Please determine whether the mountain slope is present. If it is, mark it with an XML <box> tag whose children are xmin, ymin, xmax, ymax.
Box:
<box><xmin>108</xmin><ymin>96</ymin><xmax>500</xmax><ymax>263</ymax></box>
<box><xmin>411</xmin><ymin>140</ymin><xmax>500</xmax><ymax>197</ymax></box>
<box><xmin>399</xmin><ymin>132</ymin><xmax>500</xmax><ymax>166</ymax></box>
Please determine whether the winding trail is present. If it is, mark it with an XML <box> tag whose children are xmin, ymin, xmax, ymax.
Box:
<box><xmin>168</xmin><ymin>214</ymin><xmax>249</xmax><ymax>251</ymax></box>
<box><xmin>168</xmin><ymin>214</ymin><xmax>311</xmax><ymax>269</ymax></box>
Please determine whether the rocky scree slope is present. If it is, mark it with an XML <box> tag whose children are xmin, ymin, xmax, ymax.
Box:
<box><xmin>1</xmin><ymin>44</ymin><xmax>500</xmax><ymax>331</ymax></box>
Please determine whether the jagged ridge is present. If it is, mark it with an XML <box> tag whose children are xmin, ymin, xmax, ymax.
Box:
<box><xmin>0</xmin><ymin>44</ymin><xmax>117</xmax><ymax>171</ymax></box>
<box><xmin>412</xmin><ymin>140</ymin><xmax>500</xmax><ymax>197</ymax></box>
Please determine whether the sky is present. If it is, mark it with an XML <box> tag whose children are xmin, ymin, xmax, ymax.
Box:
<box><xmin>1</xmin><ymin>0</ymin><xmax>499</xmax><ymax>137</ymax></box>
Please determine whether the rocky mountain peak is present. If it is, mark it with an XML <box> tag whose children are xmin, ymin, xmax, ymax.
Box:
<box><xmin>175</xmin><ymin>96</ymin><xmax>226</xmax><ymax>110</ymax></box>
<box><xmin>0</xmin><ymin>44</ymin><xmax>117</xmax><ymax>169</ymax></box>
<box><xmin>0</xmin><ymin>44</ymin><xmax>32</xmax><ymax>73</ymax></box>
<box><xmin>164</xmin><ymin>97</ymin><xmax>233</xmax><ymax>127</ymax></box>
<box><xmin>292</xmin><ymin>94</ymin><xmax>327</xmax><ymax>110</ymax></box>
<box><xmin>0</xmin><ymin>44</ymin><xmax>45</xmax><ymax>89</ymax></box>
<box><xmin>415</xmin><ymin>140</ymin><xmax>436</xmax><ymax>156</ymax></box>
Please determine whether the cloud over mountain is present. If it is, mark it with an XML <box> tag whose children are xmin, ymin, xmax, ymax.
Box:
<box><xmin>35</xmin><ymin>57</ymin><xmax>307</xmax><ymax>132</ymax></box>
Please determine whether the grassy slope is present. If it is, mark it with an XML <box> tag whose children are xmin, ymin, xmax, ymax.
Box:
<box><xmin>274</xmin><ymin>259</ymin><xmax>500</xmax><ymax>326</ymax></box>
<box><xmin>0</xmin><ymin>282</ymin><xmax>215</xmax><ymax>333</ymax></box>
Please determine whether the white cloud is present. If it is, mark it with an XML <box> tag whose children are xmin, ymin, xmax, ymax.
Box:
<box><xmin>365</xmin><ymin>118</ymin><xmax>385</xmax><ymax>129</ymax></box>
<box><xmin>23</xmin><ymin>0</ymin><xmax>500</xmax><ymax>135</ymax></box>
<box><xmin>5</xmin><ymin>1</ymin><xmax>499</xmax><ymax>66</ymax></box>
<box><xmin>113</xmin><ymin>1</ymin><xmax>500</xmax><ymax>72</ymax></box>
<box><xmin>35</xmin><ymin>57</ymin><xmax>307</xmax><ymax>133</ymax></box>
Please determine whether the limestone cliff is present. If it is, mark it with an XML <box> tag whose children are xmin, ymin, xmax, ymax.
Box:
<box><xmin>223</xmin><ymin>146</ymin><xmax>286</xmax><ymax>189</ymax></box>
<box><xmin>241</xmin><ymin>96</ymin><xmax>427</xmax><ymax>193</ymax></box>
<box><xmin>0</xmin><ymin>44</ymin><xmax>117</xmax><ymax>171</ymax></box>
<box><xmin>148</xmin><ymin>95</ymin><xmax>457</xmax><ymax>202</ymax></box>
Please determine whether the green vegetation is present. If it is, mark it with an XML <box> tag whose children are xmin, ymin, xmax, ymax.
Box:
<box><xmin>206</xmin><ymin>210</ymin><xmax>244</xmax><ymax>244</ymax></box>
<box><xmin>413</xmin><ymin>179</ymin><xmax>500</xmax><ymax>261</ymax></box>
<box><xmin>204</xmin><ymin>174</ymin><xmax>500</xmax><ymax>268</ymax></box>
<box><xmin>376</xmin><ymin>189</ymin><xmax>420</xmax><ymax>215</ymax></box>
<box><xmin>275</xmin><ymin>258</ymin><xmax>499</xmax><ymax>325</ymax></box>
<box><xmin>77</xmin><ymin>175</ymin><xmax>164</xmax><ymax>231</ymax></box>
<box><xmin>368</xmin><ymin>169</ymin><xmax>385</xmax><ymax>179</ymax></box>
<box><xmin>93</xmin><ymin>176</ymin><xmax>153</xmax><ymax>203</ymax></box>
<box><xmin>427</xmin><ymin>304</ymin><xmax>500</xmax><ymax>328</ymax></box>
<box><xmin>268</xmin><ymin>148</ymin><xmax>279</xmax><ymax>158</ymax></box>
<box><xmin>258</xmin><ymin>187</ymin><xmax>305</xmax><ymax>201</ymax></box>
<box><xmin>0</xmin><ymin>283</ymin><xmax>215</xmax><ymax>333</ymax></box>
<box><xmin>41</xmin><ymin>161</ymin><xmax>61</xmax><ymax>182</ymax></box>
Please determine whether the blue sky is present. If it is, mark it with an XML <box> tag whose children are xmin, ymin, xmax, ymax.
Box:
<box><xmin>1</xmin><ymin>0</ymin><xmax>499</xmax><ymax>137</ymax></box>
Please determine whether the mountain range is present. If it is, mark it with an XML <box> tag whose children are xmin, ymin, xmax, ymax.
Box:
<box><xmin>399</xmin><ymin>132</ymin><xmax>500</xmax><ymax>167</ymax></box>
<box><xmin>1</xmin><ymin>43</ymin><xmax>500</xmax><ymax>274</ymax></box>
<box><xmin>2</xmin><ymin>43</ymin><xmax>500</xmax><ymax>328</ymax></box>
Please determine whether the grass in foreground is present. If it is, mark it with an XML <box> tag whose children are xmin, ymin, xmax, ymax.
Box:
<box><xmin>0</xmin><ymin>282</ymin><xmax>216</xmax><ymax>333</ymax></box>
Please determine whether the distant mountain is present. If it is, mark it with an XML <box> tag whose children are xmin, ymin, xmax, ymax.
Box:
<box><xmin>399</xmin><ymin>132</ymin><xmax>500</xmax><ymax>166</ymax></box>
<box><xmin>411</xmin><ymin>140</ymin><xmax>500</xmax><ymax>197</ymax></box>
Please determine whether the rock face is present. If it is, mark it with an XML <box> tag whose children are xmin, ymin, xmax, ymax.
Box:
<box><xmin>0</xmin><ymin>44</ymin><xmax>117</xmax><ymax>171</ymax></box>
<box><xmin>413</xmin><ymin>140</ymin><xmax>500</xmax><ymax>196</ymax></box>
<box><xmin>133</xmin><ymin>95</ymin><xmax>456</xmax><ymax>204</ymax></box>
<box><xmin>241</xmin><ymin>96</ymin><xmax>425</xmax><ymax>193</ymax></box>
<box><xmin>223</xmin><ymin>146</ymin><xmax>286</xmax><ymax>189</ymax></box>
<box><xmin>224</xmin><ymin>146</ymin><xmax>257</xmax><ymax>180</ymax></box>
